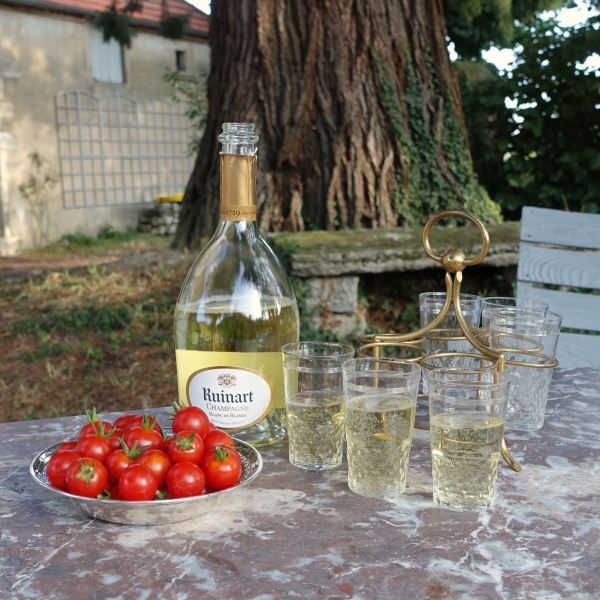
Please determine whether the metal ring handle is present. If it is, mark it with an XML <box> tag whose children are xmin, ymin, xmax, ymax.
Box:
<box><xmin>422</xmin><ymin>210</ymin><xmax>490</xmax><ymax>268</ymax></box>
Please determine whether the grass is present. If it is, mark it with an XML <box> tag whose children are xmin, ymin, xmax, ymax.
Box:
<box><xmin>23</xmin><ymin>227</ymin><xmax>171</xmax><ymax>258</ymax></box>
<box><xmin>0</xmin><ymin>262</ymin><xmax>185</xmax><ymax>423</ymax></box>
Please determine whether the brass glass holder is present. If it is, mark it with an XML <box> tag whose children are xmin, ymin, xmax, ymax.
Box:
<box><xmin>357</xmin><ymin>210</ymin><xmax>558</xmax><ymax>473</ymax></box>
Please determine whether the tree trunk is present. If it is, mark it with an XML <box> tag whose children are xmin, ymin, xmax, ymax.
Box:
<box><xmin>175</xmin><ymin>0</ymin><xmax>498</xmax><ymax>250</ymax></box>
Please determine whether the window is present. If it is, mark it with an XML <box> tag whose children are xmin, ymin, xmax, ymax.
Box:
<box><xmin>176</xmin><ymin>50</ymin><xmax>186</xmax><ymax>72</ymax></box>
<box><xmin>90</xmin><ymin>28</ymin><xmax>125</xmax><ymax>84</ymax></box>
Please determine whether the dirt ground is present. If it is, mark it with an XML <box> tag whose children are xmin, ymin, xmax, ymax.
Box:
<box><xmin>0</xmin><ymin>240</ymin><xmax>195</xmax><ymax>423</ymax></box>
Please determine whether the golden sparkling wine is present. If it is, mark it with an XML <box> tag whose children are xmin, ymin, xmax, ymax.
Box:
<box><xmin>174</xmin><ymin>123</ymin><xmax>299</xmax><ymax>447</ymax></box>
<box><xmin>345</xmin><ymin>396</ymin><xmax>416</xmax><ymax>497</ymax></box>
<box><xmin>286</xmin><ymin>392</ymin><xmax>345</xmax><ymax>470</ymax></box>
<box><xmin>430</xmin><ymin>412</ymin><xmax>504</xmax><ymax>510</ymax></box>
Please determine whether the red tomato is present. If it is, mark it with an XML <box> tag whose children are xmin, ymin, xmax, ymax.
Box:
<box><xmin>110</xmin><ymin>486</ymin><xmax>123</xmax><ymax>500</ymax></box>
<box><xmin>166</xmin><ymin>462</ymin><xmax>206</xmax><ymax>498</ymax></box>
<box><xmin>203</xmin><ymin>430</ymin><xmax>234</xmax><ymax>451</ymax></box>
<box><xmin>123</xmin><ymin>426</ymin><xmax>165</xmax><ymax>453</ymax></box>
<box><xmin>125</xmin><ymin>414</ymin><xmax>163</xmax><ymax>434</ymax></box>
<box><xmin>65</xmin><ymin>459</ymin><xmax>108</xmax><ymax>498</ymax></box>
<box><xmin>46</xmin><ymin>450</ymin><xmax>80</xmax><ymax>490</ymax></box>
<box><xmin>207</xmin><ymin>421</ymin><xmax>217</xmax><ymax>433</ymax></box>
<box><xmin>95</xmin><ymin>480</ymin><xmax>115</xmax><ymax>499</ymax></box>
<box><xmin>76</xmin><ymin>434</ymin><xmax>113</xmax><ymax>464</ymax></box>
<box><xmin>105</xmin><ymin>451</ymin><xmax>134</xmax><ymax>484</ymax></box>
<box><xmin>106</xmin><ymin>428</ymin><xmax>124</xmax><ymax>452</ymax></box>
<box><xmin>167</xmin><ymin>431</ymin><xmax>204</xmax><ymax>465</ymax></box>
<box><xmin>172</xmin><ymin>406</ymin><xmax>209</xmax><ymax>439</ymax></box>
<box><xmin>79</xmin><ymin>420</ymin><xmax>113</xmax><ymax>439</ymax></box>
<box><xmin>114</xmin><ymin>414</ymin><xmax>137</xmax><ymax>430</ymax></box>
<box><xmin>119</xmin><ymin>465</ymin><xmax>158</xmax><ymax>501</ymax></box>
<box><xmin>200</xmin><ymin>485</ymin><xmax>216</xmax><ymax>496</ymax></box>
<box><xmin>78</xmin><ymin>407</ymin><xmax>113</xmax><ymax>439</ymax></box>
<box><xmin>134</xmin><ymin>450</ymin><xmax>172</xmax><ymax>486</ymax></box>
<box><xmin>58</xmin><ymin>441</ymin><xmax>78</xmax><ymax>452</ymax></box>
<box><xmin>200</xmin><ymin>445</ymin><xmax>242</xmax><ymax>490</ymax></box>
<box><xmin>105</xmin><ymin>439</ymin><xmax>151</xmax><ymax>484</ymax></box>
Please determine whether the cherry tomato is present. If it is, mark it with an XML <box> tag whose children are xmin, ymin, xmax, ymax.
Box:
<box><xmin>119</xmin><ymin>465</ymin><xmax>158</xmax><ymax>501</ymax></box>
<box><xmin>172</xmin><ymin>406</ymin><xmax>209</xmax><ymax>439</ymax></box>
<box><xmin>200</xmin><ymin>445</ymin><xmax>242</xmax><ymax>490</ymax></box>
<box><xmin>58</xmin><ymin>441</ymin><xmax>78</xmax><ymax>452</ymax></box>
<box><xmin>76</xmin><ymin>434</ymin><xmax>113</xmax><ymax>464</ymax></box>
<box><xmin>123</xmin><ymin>426</ymin><xmax>165</xmax><ymax>453</ymax></box>
<box><xmin>46</xmin><ymin>450</ymin><xmax>80</xmax><ymax>490</ymax></box>
<box><xmin>200</xmin><ymin>485</ymin><xmax>216</xmax><ymax>496</ymax></box>
<box><xmin>106</xmin><ymin>428</ymin><xmax>124</xmax><ymax>452</ymax></box>
<box><xmin>79</xmin><ymin>406</ymin><xmax>113</xmax><ymax>439</ymax></box>
<box><xmin>167</xmin><ymin>431</ymin><xmax>204</xmax><ymax>465</ymax></box>
<box><xmin>79</xmin><ymin>420</ymin><xmax>114</xmax><ymax>439</ymax></box>
<box><xmin>203</xmin><ymin>430</ymin><xmax>234</xmax><ymax>451</ymax></box>
<box><xmin>110</xmin><ymin>486</ymin><xmax>123</xmax><ymax>500</ymax></box>
<box><xmin>66</xmin><ymin>459</ymin><xmax>108</xmax><ymax>498</ymax></box>
<box><xmin>207</xmin><ymin>421</ymin><xmax>217</xmax><ymax>433</ymax></box>
<box><xmin>105</xmin><ymin>439</ymin><xmax>150</xmax><ymax>484</ymax></box>
<box><xmin>104</xmin><ymin>451</ymin><xmax>132</xmax><ymax>484</ymax></box>
<box><xmin>125</xmin><ymin>414</ymin><xmax>163</xmax><ymax>434</ymax></box>
<box><xmin>134</xmin><ymin>450</ymin><xmax>172</xmax><ymax>486</ymax></box>
<box><xmin>166</xmin><ymin>462</ymin><xmax>206</xmax><ymax>498</ymax></box>
<box><xmin>114</xmin><ymin>414</ymin><xmax>137</xmax><ymax>430</ymax></box>
<box><xmin>95</xmin><ymin>480</ymin><xmax>115</xmax><ymax>499</ymax></box>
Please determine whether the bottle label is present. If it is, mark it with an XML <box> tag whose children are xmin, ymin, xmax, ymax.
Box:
<box><xmin>219</xmin><ymin>205</ymin><xmax>257</xmax><ymax>221</ymax></box>
<box><xmin>175</xmin><ymin>350</ymin><xmax>284</xmax><ymax>429</ymax></box>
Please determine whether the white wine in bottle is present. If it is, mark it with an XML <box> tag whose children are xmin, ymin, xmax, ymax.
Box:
<box><xmin>174</xmin><ymin>123</ymin><xmax>299</xmax><ymax>447</ymax></box>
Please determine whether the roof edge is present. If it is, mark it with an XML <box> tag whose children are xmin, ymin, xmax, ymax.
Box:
<box><xmin>0</xmin><ymin>0</ymin><xmax>209</xmax><ymax>38</ymax></box>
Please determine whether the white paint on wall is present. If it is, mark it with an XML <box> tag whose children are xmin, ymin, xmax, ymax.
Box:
<box><xmin>0</xmin><ymin>6</ymin><xmax>210</xmax><ymax>251</ymax></box>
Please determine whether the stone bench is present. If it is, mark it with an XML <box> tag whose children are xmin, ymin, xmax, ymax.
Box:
<box><xmin>269</xmin><ymin>222</ymin><xmax>521</xmax><ymax>337</ymax></box>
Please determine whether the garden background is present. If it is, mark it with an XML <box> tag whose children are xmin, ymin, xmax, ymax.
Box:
<box><xmin>0</xmin><ymin>0</ymin><xmax>598</xmax><ymax>422</ymax></box>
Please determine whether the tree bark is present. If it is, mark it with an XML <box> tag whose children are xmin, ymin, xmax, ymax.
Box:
<box><xmin>175</xmin><ymin>0</ymin><xmax>498</xmax><ymax>249</ymax></box>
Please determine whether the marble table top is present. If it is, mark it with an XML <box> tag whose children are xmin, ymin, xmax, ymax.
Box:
<box><xmin>1</xmin><ymin>367</ymin><xmax>600</xmax><ymax>600</ymax></box>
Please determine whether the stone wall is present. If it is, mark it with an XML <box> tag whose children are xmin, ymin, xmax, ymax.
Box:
<box><xmin>270</xmin><ymin>222</ymin><xmax>521</xmax><ymax>339</ymax></box>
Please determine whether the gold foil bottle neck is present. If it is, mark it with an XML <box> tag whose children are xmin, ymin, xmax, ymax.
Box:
<box><xmin>219</xmin><ymin>154</ymin><xmax>257</xmax><ymax>221</ymax></box>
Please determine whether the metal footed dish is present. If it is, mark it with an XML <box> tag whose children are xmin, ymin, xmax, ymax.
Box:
<box><xmin>29</xmin><ymin>433</ymin><xmax>262</xmax><ymax>525</ymax></box>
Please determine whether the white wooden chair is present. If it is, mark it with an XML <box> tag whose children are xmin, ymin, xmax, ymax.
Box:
<box><xmin>516</xmin><ymin>206</ymin><xmax>600</xmax><ymax>369</ymax></box>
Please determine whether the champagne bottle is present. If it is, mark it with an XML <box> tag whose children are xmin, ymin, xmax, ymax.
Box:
<box><xmin>174</xmin><ymin>123</ymin><xmax>299</xmax><ymax>447</ymax></box>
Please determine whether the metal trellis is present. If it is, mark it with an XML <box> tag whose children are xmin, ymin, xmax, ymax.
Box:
<box><xmin>56</xmin><ymin>91</ymin><xmax>195</xmax><ymax>208</ymax></box>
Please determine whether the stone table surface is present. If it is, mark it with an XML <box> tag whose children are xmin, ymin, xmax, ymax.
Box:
<box><xmin>2</xmin><ymin>367</ymin><xmax>600</xmax><ymax>600</ymax></box>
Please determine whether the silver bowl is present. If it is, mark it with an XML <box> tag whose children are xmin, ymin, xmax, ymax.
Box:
<box><xmin>29</xmin><ymin>433</ymin><xmax>262</xmax><ymax>525</ymax></box>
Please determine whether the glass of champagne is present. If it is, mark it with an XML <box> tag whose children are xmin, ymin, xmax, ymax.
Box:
<box><xmin>283</xmin><ymin>342</ymin><xmax>355</xmax><ymax>470</ymax></box>
<box><xmin>490</xmin><ymin>308</ymin><xmax>561</xmax><ymax>430</ymax></box>
<box><xmin>428</xmin><ymin>368</ymin><xmax>511</xmax><ymax>512</ymax></box>
<box><xmin>419</xmin><ymin>292</ymin><xmax>482</xmax><ymax>357</ymax></box>
<box><xmin>481</xmin><ymin>297</ymin><xmax>548</xmax><ymax>329</ymax></box>
<box><xmin>343</xmin><ymin>358</ymin><xmax>421</xmax><ymax>498</ymax></box>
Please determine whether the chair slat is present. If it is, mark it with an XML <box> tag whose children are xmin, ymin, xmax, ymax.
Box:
<box><xmin>517</xmin><ymin>242</ymin><xmax>600</xmax><ymax>290</ymax></box>
<box><xmin>556</xmin><ymin>333</ymin><xmax>600</xmax><ymax>370</ymax></box>
<box><xmin>516</xmin><ymin>282</ymin><xmax>600</xmax><ymax>331</ymax></box>
<box><xmin>518</xmin><ymin>207</ymin><xmax>600</xmax><ymax>368</ymax></box>
<box><xmin>521</xmin><ymin>207</ymin><xmax>600</xmax><ymax>249</ymax></box>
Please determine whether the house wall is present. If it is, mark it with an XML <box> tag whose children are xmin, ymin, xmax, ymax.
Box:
<box><xmin>0</xmin><ymin>6</ymin><xmax>209</xmax><ymax>252</ymax></box>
